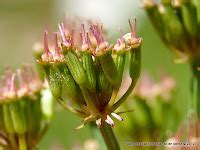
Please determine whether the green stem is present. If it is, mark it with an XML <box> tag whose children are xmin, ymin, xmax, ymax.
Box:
<box><xmin>108</xmin><ymin>88</ymin><xmax>118</xmax><ymax>107</ymax></box>
<box><xmin>99</xmin><ymin>122</ymin><xmax>120</xmax><ymax>150</ymax></box>
<box><xmin>191</xmin><ymin>58</ymin><xmax>200</xmax><ymax>117</ymax></box>
<box><xmin>18</xmin><ymin>134</ymin><xmax>27</xmax><ymax>150</ymax></box>
<box><xmin>80</xmin><ymin>86</ymin><xmax>99</xmax><ymax>115</ymax></box>
<box><xmin>57</xmin><ymin>98</ymin><xmax>87</xmax><ymax>118</ymax></box>
<box><xmin>111</xmin><ymin>80</ymin><xmax>136</xmax><ymax>111</ymax></box>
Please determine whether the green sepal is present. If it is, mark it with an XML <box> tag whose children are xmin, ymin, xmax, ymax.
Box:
<box><xmin>59</xmin><ymin>65</ymin><xmax>86</xmax><ymax>106</ymax></box>
<box><xmin>25</xmin><ymin>93</ymin><xmax>42</xmax><ymax>141</ymax></box>
<box><xmin>24</xmin><ymin>99</ymin><xmax>34</xmax><ymax>134</ymax></box>
<box><xmin>180</xmin><ymin>1</ymin><xmax>198</xmax><ymax>38</ymax></box>
<box><xmin>129</xmin><ymin>47</ymin><xmax>141</xmax><ymax>82</ymax></box>
<box><xmin>3</xmin><ymin>104</ymin><xmax>15</xmax><ymax>134</ymax></box>
<box><xmin>48</xmin><ymin>66</ymin><xmax>62</xmax><ymax>99</ymax></box>
<box><xmin>9</xmin><ymin>100</ymin><xmax>27</xmax><ymax>134</ymax></box>
<box><xmin>82</xmin><ymin>51</ymin><xmax>97</xmax><ymax>91</ymax></box>
<box><xmin>97</xmin><ymin>64</ymin><xmax>112</xmax><ymax>106</ymax></box>
<box><xmin>115</xmin><ymin>53</ymin><xmax>126</xmax><ymax>90</ymax></box>
<box><xmin>98</xmin><ymin>52</ymin><xmax>118</xmax><ymax>86</ymax></box>
<box><xmin>64</xmin><ymin>50</ymin><xmax>87</xmax><ymax>86</ymax></box>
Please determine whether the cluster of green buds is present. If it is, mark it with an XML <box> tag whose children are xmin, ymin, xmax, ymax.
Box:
<box><xmin>37</xmin><ymin>18</ymin><xmax>142</xmax><ymax>128</ymax></box>
<box><xmin>143</xmin><ymin>0</ymin><xmax>200</xmax><ymax>62</ymax></box>
<box><xmin>121</xmin><ymin>73</ymin><xmax>178</xmax><ymax>142</ymax></box>
<box><xmin>0</xmin><ymin>66</ymin><xmax>53</xmax><ymax>150</ymax></box>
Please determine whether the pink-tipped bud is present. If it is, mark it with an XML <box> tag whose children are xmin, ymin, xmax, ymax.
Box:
<box><xmin>41</xmin><ymin>31</ymin><xmax>53</xmax><ymax>62</ymax></box>
<box><xmin>53</xmin><ymin>32</ymin><xmax>64</xmax><ymax>62</ymax></box>
<box><xmin>128</xmin><ymin>18</ymin><xmax>137</xmax><ymax>38</ymax></box>
<box><xmin>105</xmin><ymin>115</ymin><xmax>114</xmax><ymax>127</ymax></box>
<box><xmin>114</xmin><ymin>27</ymin><xmax>126</xmax><ymax>52</ymax></box>
<box><xmin>58</xmin><ymin>23</ymin><xmax>71</xmax><ymax>47</ymax></box>
<box><xmin>90</xmin><ymin>24</ymin><xmax>109</xmax><ymax>51</ymax></box>
<box><xmin>6</xmin><ymin>73</ymin><xmax>16</xmax><ymax>99</ymax></box>
<box><xmin>80</xmin><ymin>23</ymin><xmax>90</xmax><ymax>50</ymax></box>
<box><xmin>23</xmin><ymin>65</ymin><xmax>42</xmax><ymax>93</ymax></box>
<box><xmin>111</xmin><ymin>113</ymin><xmax>123</xmax><ymax>122</ymax></box>
<box><xmin>123</xmin><ymin>18</ymin><xmax>142</xmax><ymax>48</ymax></box>
<box><xmin>17</xmin><ymin>69</ymin><xmax>28</xmax><ymax>97</ymax></box>
<box><xmin>90</xmin><ymin>25</ymin><xmax>101</xmax><ymax>45</ymax></box>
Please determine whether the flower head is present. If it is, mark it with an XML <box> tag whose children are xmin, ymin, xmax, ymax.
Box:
<box><xmin>143</xmin><ymin>0</ymin><xmax>200</xmax><ymax>62</ymax></box>
<box><xmin>0</xmin><ymin>66</ymin><xmax>53</xmax><ymax>149</ymax></box>
<box><xmin>37</xmin><ymin>17</ymin><xmax>142</xmax><ymax>128</ymax></box>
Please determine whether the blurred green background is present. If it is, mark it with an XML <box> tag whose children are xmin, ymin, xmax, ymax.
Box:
<box><xmin>0</xmin><ymin>0</ymin><xmax>191</xmax><ymax>149</ymax></box>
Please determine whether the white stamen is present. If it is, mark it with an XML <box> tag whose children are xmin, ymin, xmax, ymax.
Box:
<box><xmin>105</xmin><ymin>115</ymin><xmax>114</xmax><ymax>127</ymax></box>
<box><xmin>96</xmin><ymin>118</ymin><xmax>101</xmax><ymax>127</ymax></box>
<box><xmin>111</xmin><ymin>113</ymin><xmax>123</xmax><ymax>121</ymax></box>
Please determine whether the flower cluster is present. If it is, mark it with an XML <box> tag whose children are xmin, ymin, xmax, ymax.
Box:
<box><xmin>37</xmin><ymin>18</ymin><xmax>142</xmax><ymax>128</ymax></box>
<box><xmin>134</xmin><ymin>73</ymin><xmax>176</xmax><ymax>101</ymax></box>
<box><xmin>0</xmin><ymin>66</ymin><xmax>53</xmax><ymax>150</ymax></box>
<box><xmin>143</xmin><ymin>0</ymin><xmax>200</xmax><ymax>62</ymax></box>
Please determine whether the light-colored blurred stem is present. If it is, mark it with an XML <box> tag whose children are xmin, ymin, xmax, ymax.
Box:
<box><xmin>18</xmin><ymin>134</ymin><xmax>27</xmax><ymax>150</ymax></box>
<box><xmin>111</xmin><ymin>80</ymin><xmax>136</xmax><ymax>111</ymax></box>
<box><xmin>99</xmin><ymin>122</ymin><xmax>120</xmax><ymax>150</ymax></box>
<box><xmin>89</xmin><ymin>122</ymin><xmax>107</xmax><ymax>150</ymax></box>
<box><xmin>191</xmin><ymin>58</ymin><xmax>200</xmax><ymax>117</ymax></box>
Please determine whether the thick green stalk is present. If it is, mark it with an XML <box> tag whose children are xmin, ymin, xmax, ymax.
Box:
<box><xmin>99</xmin><ymin>122</ymin><xmax>120</xmax><ymax>150</ymax></box>
<box><xmin>191</xmin><ymin>58</ymin><xmax>200</xmax><ymax>117</ymax></box>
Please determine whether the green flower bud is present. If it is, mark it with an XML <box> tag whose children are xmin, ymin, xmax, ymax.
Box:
<box><xmin>26</xmin><ymin>96</ymin><xmax>43</xmax><ymax>140</ymax></box>
<box><xmin>64</xmin><ymin>50</ymin><xmax>87</xmax><ymax>86</ymax></box>
<box><xmin>129</xmin><ymin>47</ymin><xmax>141</xmax><ymax>82</ymax></box>
<box><xmin>80</xmin><ymin>24</ymin><xmax>97</xmax><ymax>92</ymax></box>
<box><xmin>9</xmin><ymin>101</ymin><xmax>27</xmax><ymax>134</ymax></box>
<box><xmin>3</xmin><ymin>104</ymin><xmax>15</xmax><ymax>134</ymax></box>
<box><xmin>113</xmin><ymin>29</ymin><xmax>127</xmax><ymax>90</ymax></box>
<box><xmin>82</xmin><ymin>51</ymin><xmax>97</xmax><ymax>91</ymax></box>
<box><xmin>48</xmin><ymin>66</ymin><xmax>62</xmax><ymax>99</ymax></box>
<box><xmin>98</xmin><ymin>52</ymin><xmax>118</xmax><ymax>86</ymax></box>
<box><xmin>59</xmin><ymin>65</ymin><xmax>86</xmax><ymax>106</ymax></box>
<box><xmin>115</xmin><ymin>54</ymin><xmax>126</xmax><ymax>89</ymax></box>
